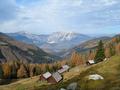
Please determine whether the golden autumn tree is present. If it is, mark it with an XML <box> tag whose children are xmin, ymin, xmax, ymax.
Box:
<box><xmin>88</xmin><ymin>50</ymin><xmax>96</xmax><ymax>60</ymax></box>
<box><xmin>76</xmin><ymin>54</ymin><xmax>84</xmax><ymax>65</ymax></box>
<box><xmin>29</xmin><ymin>64</ymin><xmax>35</xmax><ymax>77</ymax></box>
<box><xmin>40</xmin><ymin>64</ymin><xmax>47</xmax><ymax>73</ymax></box>
<box><xmin>112</xmin><ymin>38</ymin><xmax>117</xmax><ymax>43</ymax></box>
<box><xmin>71</xmin><ymin>51</ymin><xmax>84</xmax><ymax>66</ymax></box>
<box><xmin>115</xmin><ymin>43</ymin><xmax>120</xmax><ymax>55</ymax></box>
<box><xmin>2</xmin><ymin>63</ymin><xmax>11</xmax><ymax>79</ymax></box>
<box><xmin>105</xmin><ymin>47</ymin><xmax>111</xmax><ymax>58</ymax></box>
<box><xmin>17</xmin><ymin>64</ymin><xmax>28</xmax><ymax>78</ymax></box>
<box><xmin>71</xmin><ymin>51</ymin><xmax>77</xmax><ymax>66</ymax></box>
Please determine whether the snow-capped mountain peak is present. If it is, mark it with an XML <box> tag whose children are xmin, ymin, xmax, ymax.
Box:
<box><xmin>47</xmin><ymin>32</ymin><xmax>82</xmax><ymax>44</ymax></box>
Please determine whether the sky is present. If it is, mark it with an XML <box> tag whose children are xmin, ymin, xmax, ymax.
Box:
<box><xmin>0</xmin><ymin>0</ymin><xmax>120</xmax><ymax>34</ymax></box>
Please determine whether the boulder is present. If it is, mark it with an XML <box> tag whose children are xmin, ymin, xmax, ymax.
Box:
<box><xmin>88</xmin><ymin>74</ymin><xmax>104</xmax><ymax>80</ymax></box>
<box><xmin>67</xmin><ymin>82</ymin><xmax>77</xmax><ymax>90</ymax></box>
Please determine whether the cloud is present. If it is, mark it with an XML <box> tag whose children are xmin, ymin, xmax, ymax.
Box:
<box><xmin>0</xmin><ymin>0</ymin><xmax>120</xmax><ymax>34</ymax></box>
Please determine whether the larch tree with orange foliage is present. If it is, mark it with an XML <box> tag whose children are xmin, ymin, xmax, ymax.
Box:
<box><xmin>2</xmin><ymin>63</ymin><xmax>11</xmax><ymax>79</ymax></box>
<box><xmin>17</xmin><ymin>64</ymin><xmax>28</xmax><ymax>78</ymax></box>
<box><xmin>88</xmin><ymin>50</ymin><xmax>96</xmax><ymax>60</ymax></box>
<box><xmin>71</xmin><ymin>51</ymin><xmax>84</xmax><ymax>66</ymax></box>
<box><xmin>105</xmin><ymin>47</ymin><xmax>111</xmax><ymax>58</ymax></box>
<box><xmin>115</xmin><ymin>43</ymin><xmax>120</xmax><ymax>55</ymax></box>
<box><xmin>29</xmin><ymin>64</ymin><xmax>35</xmax><ymax>77</ymax></box>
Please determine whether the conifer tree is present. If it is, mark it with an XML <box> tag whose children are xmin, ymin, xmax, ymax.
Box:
<box><xmin>0</xmin><ymin>64</ymin><xmax>3</xmax><ymax>79</ymax></box>
<box><xmin>95</xmin><ymin>40</ymin><xmax>105</xmax><ymax>63</ymax></box>
<box><xmin>34</xmin><ymin>65</ymin><xmax>41</xmax><ymax>75</ymax></box>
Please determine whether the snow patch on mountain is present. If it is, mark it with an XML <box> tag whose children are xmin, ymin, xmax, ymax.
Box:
<box><xmin>47</xmin><ymin>32</ymin><xmax>82</xmax><ymax>44</ymax></box>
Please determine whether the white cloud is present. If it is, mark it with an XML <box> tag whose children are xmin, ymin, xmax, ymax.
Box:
<box><xmin>0</xmin><ymin>0</ymin><xmax>120</xmax><ymax>34</ymax></box>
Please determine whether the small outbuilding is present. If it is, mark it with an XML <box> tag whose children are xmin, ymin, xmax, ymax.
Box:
<box><xmin>47</xmin><ymin>72</ymin><xmax>62</xmax><ymax>84</ymax></box>
<box><xmin>58</xmin><ymin>65</ymin><xmax>70</xmax><ymax>74</ymax></box>
<box><xmin>86</xmin><ymin>60</ymin><xmax>95</xmax><ymax>65</ymax></box>
<box><xmin>40</xmin><ymin>72</ymin><xmax>52</xmax><ymax>81</ymax></box>
<box><xmin>40</xmin><ymin>72</ymin><xmax>62</xmax><ymax>84</ymax></box>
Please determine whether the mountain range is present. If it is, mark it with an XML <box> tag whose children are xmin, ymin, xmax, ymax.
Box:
<box><xmin>7</xmin><ymin>31</ymin><xmax>91</xmax><ymax>55</ymax></box>
<box><xmin>1</xmin><ymin>31</ymin><xmax>119</xmax><ymax>64</ymax></box>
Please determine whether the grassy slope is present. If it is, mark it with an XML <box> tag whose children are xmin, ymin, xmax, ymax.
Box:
<box><xmin>0</xmin><ymin>76</ymin><xmax>49</xmax><ymax>90</ymax></box>
<box><xmin>0</xmin><ymin>55</ymin><xmax>120</xmax><ymax>90</ymax></box>
<box><xmin>0</xmin><ymin>65</ymin><xmax>89</xmax><ymax>90</ymax></box>
<box><xmin>37</xmin><ymin>55</ymin><xmax>120</xmax><ymax>90</ymax></box>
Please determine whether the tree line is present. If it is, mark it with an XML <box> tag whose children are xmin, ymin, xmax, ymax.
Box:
<box><xmin>0</xmin><ymin>60</ymin><xmax>68</xmax><ymax>79</ymax></box>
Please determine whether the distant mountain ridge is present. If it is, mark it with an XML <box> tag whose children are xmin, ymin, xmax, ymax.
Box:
<box><xmin>0</xmin><ymin>32</ymin><xmax>60</xmax><ymax>64</ymax></box>
<box><xmin>62</xmin><ymin>36</ymin><xmax>111</xmax><ymax>57</ymax></box>
<box><xmin>7</xmin><ymin>31</ymin><xmax>91</xmax><ymax>54</ymax></box>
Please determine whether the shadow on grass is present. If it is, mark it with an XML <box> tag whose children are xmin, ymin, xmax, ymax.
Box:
<box><xmin>0</xmin><ymin>79</ymin><xmax>18</xmax><ymax>85</ymax></box>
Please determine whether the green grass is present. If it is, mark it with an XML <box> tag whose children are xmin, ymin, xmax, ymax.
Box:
<box><xmin>36</xmin><ymin>55</ymin><xmax>120</xmax><ymax>90</ymax></box>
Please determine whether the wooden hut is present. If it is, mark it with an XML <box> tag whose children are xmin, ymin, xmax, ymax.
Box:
<box><xmin>86</xmin><ymin>60</ymin><xmax>95</xmax><ymax>65</ymax></box>
<box><xmin>58</xmin><ymin>65</ymin><xmax>70</xmax><ymax>74</ymax></box>
<box><xmin>47</xmin><ymin>72</ymin><xmax>62</xmax><ymax>84</ymax></box>
<box><xmin>40</xmin><ymin>72</ymin><xmax>52</xmax><ymax>81</ymax></box>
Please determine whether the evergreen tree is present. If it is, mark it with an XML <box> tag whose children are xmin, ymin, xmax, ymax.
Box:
<box><xmin>45</xmin><ymin>64</ymin><xmax>50</xmax><ymax>72</ymax></box>
<box><xmin>34</xmin><ymin>65</ymin><xmax>41</xmax><ymax>75</ymax></box>
<box><xmin>0</xmin><ymin>64</ymin><xmax>3</xmax><ymax>79</ymax></box>
<box><xmin>11</xmin><ymin>66</ymin><xmax>17</xmax><ymax>78</ymax></box>
<box><xmin>94</xmin><ymin>40</ymin><xmax>105</xmax><ymax>63</ymax></box>
<box><xmin>10</xmin><ymin>61</ymin><xmax>19</xmax><ymax>78</ymax></box>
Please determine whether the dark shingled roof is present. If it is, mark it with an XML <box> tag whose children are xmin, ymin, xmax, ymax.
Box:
<box><xmin>52</xmin><ymin>72</ymin><xmax>62</xmax><ymax>82</ymax></box>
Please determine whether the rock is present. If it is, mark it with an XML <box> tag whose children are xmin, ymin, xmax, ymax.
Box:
<box><xmin>67</xmin><ymin>82</ymin><xmax>77</xmax><ymax>90</ymax></box>
<box><xmin>88</xmin><ymin>74</ymin><xmax>104</xmax><ymax>80</ymax></box>
<box><xmin>60</xmin><ymin>88</ymin><xmax>66</xmax><ymax>90</ymax></box>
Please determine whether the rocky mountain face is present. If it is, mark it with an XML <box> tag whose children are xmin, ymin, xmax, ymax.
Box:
<box><xmin>7</xmin><ymin>31</ymin><xmax>91</xmax><ymax>54</ymax></box>
<box><xmin>0</xmin><ymin>32</ymin><xmax>60</xmax><ymax>64</ymax></box>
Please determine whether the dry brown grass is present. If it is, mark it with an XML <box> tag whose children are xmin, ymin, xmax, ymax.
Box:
<box><xmin>0</xmin><ymin>76</ymin><xmax>48</xmax><ymax>90</ymax></box>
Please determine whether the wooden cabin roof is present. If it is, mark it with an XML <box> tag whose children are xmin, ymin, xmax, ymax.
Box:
<box><xmin>58</xmin><ymin>65</ymin><xmax>70</xmax><ymax>74</ymax></box>
<box><xmin>43</xmin><ymin>72</ymin><xmax>52</xmax><ymax>79</ymax></box>
<box><xmin>52</xmin><ymin>72</ymin><xmax>62</xmax><ymax>82</ymax></box>
<box><xmin>87</xmin><ymin>60</ymin><xmax>95</xmax><ymax>64</ymax></box>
